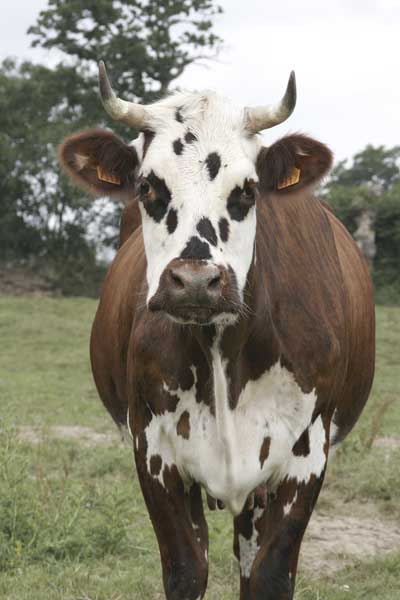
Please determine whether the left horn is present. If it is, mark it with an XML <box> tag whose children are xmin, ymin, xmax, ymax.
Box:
<box><xmin>98</xmin><ymin>61</ymin><xmax>149</xmax><ymax>129</ymax></box>
<box><xmin>245</xmin><ymin>71</ymin><xmax>296</xmax><ymax>133</ymax></box>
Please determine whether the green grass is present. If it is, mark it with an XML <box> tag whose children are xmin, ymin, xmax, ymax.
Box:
<box><xmin>371</xmin><ymin>306</ymin><xmax>400</xmax><ymax>437</ymax></box>
<box><xmin>0</xmin><ymin>296</ymin><xmax>399</xmax><ymax>598</ymax></box>
<box><xmin>0</xmin><ymin>297</ymin><xmax>104</xmax><ymax>429</ymax></box>
<box><xmin>296</xmin><ymin>553</ymin><xmax>400</xmax><ymax>600</ymax></box>
<box><xmin>323</xmin><ymin>306</ymin><xmax>400</xmax><ymax>519</ymax></box>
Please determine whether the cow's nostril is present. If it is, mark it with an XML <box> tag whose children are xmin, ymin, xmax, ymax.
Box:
<box><xmin>170</xmin><ymin>270</ymin><xmax>185</xmax><ymax>290</ymax></box>
<box><xmin>208</xmin><ymin>275</ymin><xmax>221</xmax><ymax>291</ymax></box>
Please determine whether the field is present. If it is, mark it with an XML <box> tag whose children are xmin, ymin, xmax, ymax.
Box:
<box><xmin>0</xmin><ymin>296</ymin><xmax>399</xmax><ymax>599</ymax></box>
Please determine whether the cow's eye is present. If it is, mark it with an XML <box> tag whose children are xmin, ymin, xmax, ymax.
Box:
<box><xmin>242</xmin><ymin>180</ymin><xmax>257</xmax><ymax>204</ymax></box>
<box><xmin>140</xmin><ymin>180</ymin><xmax>151</xmax><ymax>196</ymax></box>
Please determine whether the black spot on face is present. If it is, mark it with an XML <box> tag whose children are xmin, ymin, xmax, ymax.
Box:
<box><xmin>197</xmin><ymin>217</ymin><xmax>217</xmax><ymax>246</ymax></box>
<box><xmin>205</xmin><ymin>152</ymin><xmax>221</xmax><ymax>181</ymax></box>
<box><xmin>143</xmin><ymin>130</ymin><xmax>155</xmax><ymax>158</ymax></box>
<box><xmin>185</xmin><ymin>131</ymin><xmax>197</xmax><ymax>144</ymax></box>
<box><xmin>180</xmin><ymin>236</ymin><xmax>211</xmax><ymax>260</ymax></box>
<box><xmin>173</xmin><ymin>138</ymin><xmax>184</xmax><ymax>155</ymax></box>
<box><xmin>166</xmin><ymin>208</ymin><xmax>178</xmax><ymax>234</ymax></box>
<box><xmin>175</xmin><ymin>107</ymin><xmax>184</xmax><ymax>123</ymax></box>
<box><xmin>227</xmin><ymin>185</ymin><xmax>254</xmax><ymax>221</ymax></box>
<box><xmin>218</xmin><ymin>218</ymin><xmax>230</xmax><ymax>242</ymax></box>
<box><xmin>142</xmin><ymin>171</ymin><xmax>171</xmax><ymax>222</ymax></box>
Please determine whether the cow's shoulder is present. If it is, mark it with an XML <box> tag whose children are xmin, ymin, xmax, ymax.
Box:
<box><xmin>256</xmin><ymin>194</ymin><xmax>347</xmax><ymax>393</ymax></box>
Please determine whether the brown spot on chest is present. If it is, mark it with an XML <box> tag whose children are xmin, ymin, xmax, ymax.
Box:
<box><xmin>150</xmin><ymin>454</ymin><xmax>162</xmax><ymax>476</ymax></box>
<box><xmin>176</xmin><ymin>410</ymin><xmax>191</xmax><ymax>439</ymax></box>
<box><xmin>162</xmin><ymin>463</ymin><xmax>184</xmax><ymax>494</ymax></box>
<box><xmin>292</xmin><ymin>428</ymin><xmax>310</xmax><ymax>456</ymax></box>
<box><xmin>259</xmin><ymin>436</ymin><xmax>271</xmax><ymax>467</ymax></box>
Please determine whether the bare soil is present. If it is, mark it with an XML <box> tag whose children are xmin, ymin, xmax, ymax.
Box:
<box><xmin>18</xmin><ymin>425</ymin><xmax>124</xmax><ymax>448</ymax></box>
<box><xmin>303</xmin><ymin>501</ymin><xmax>400</xmax><ymax>574</ymax></box>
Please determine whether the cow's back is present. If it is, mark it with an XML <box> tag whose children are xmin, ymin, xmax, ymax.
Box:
<box><xmin>90</xmin><ymin>227</ymin><xmax>146</xmax><ymax>426</ymax></box>
<box><xmin>324</xmin><ymin>207</ymin><xmax>375</xmax><ymax>443</ymax></box>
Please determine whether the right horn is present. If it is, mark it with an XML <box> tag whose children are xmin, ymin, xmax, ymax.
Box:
<box><xmin>98</xmin><ymin>61</ymin><xmax>149</xmax><ymax>129</ymax></box>
<box><xmin>245</xmin><ymin>71</ymin><xmax>296</xmax><ymax>133</ymax></box>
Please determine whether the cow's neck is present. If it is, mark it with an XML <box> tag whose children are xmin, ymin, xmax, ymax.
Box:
<box><xmin>187</xmin><ymin>246</ymin><xmax>278</xmax><ymax>413</ymax></box>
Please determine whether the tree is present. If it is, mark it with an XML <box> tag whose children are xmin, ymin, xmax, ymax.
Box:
<box><xmin>1</xmin><ymin>0</ymin><xmax>223</xmax><ymax>294</ymax></box>
<box><xmin>328</xmin><ymin>144</ymin><xmax>400</xmax><ymax>192</ymax></box>
<box><xmin>325</xmin><ymin>145</ymin><xmax>400</xmax><ymax>303</ymax></box>
<box><xmin>29</xmin><ymin>0</ymin><xmax>222</xmax><ymax>104</ymax></box>
<box><xmin>0</xmin><ymin>58</ymin><xmax>102</xmax><ymax>294</ymax></box>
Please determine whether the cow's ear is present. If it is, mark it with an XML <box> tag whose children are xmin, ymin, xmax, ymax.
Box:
<box><xmin>257</xmin><ymin>134</ymin><xmax>333</xmax><ymax>193</ymax></box>
<box><xmin>59</xmin><ymin>129</ymin><xmax>139</xmax><ymax>198</ymax></box>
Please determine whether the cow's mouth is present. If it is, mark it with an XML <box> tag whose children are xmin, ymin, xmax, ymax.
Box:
<box><xmin>166</xmin><ymin>305</ymin><xmax>218</xmax><ymax>326</ymax></box>
<box><xmin>151</xmin><ymin>304</ymin><xmax>238</xmax><ymax>326</ymax></box>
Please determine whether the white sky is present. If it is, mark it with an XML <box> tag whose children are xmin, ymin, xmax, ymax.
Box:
<box><xmin>1</xmin><ymin>0</ymin><xmax>399</xmax><ymax>161</ymax></box>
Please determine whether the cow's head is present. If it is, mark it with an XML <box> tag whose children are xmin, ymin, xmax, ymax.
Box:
<box><xmin>60</xmin><ymin>63</ymin><xmax>332</xmax><ymax>326</ymax></box>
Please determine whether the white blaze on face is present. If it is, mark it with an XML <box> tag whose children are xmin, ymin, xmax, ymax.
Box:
<box><xmin>131</xmin><ymin>91</ymin><xmax>262</xmax><ymax>304</ymax></box>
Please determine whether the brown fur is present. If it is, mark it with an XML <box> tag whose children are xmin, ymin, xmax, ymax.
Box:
<box><xmin>119</xmin><ymin>200</ymin><xmax>142</xmax><ymax>247</ymax></box>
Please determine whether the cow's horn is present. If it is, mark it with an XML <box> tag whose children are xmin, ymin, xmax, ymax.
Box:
<box><xmin>245</xmin><ymin>71</ymin><xmax>296</xmax><ymax>133</ymax></box>
<box><xmin>98</xmin><ymin>61</ymin><xmax>149</xmax><ymax>129</ymax></box>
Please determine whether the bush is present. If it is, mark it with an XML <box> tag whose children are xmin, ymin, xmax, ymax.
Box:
<box><xmin>326</xmin><ymin>184</ymin><xmax>400</xmax><ymax>304</ymax></box>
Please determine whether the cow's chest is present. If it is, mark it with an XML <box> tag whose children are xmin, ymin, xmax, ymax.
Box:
<box><xmin>143</xmin><ymin>358</ymin><xmax>325</xmax><ymax>515</ymax></box>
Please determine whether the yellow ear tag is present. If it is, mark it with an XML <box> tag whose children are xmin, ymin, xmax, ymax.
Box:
<box><xmin>277</xmin><ymin>166</ymin><xmax>301</xmax><ymax>190</ymax></box>
<box><xmin>96</xmin><ymin>165</ymin><xmax>121</xmax><ymax>185</ymax></box>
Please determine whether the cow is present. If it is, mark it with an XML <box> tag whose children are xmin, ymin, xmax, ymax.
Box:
<box><xmin>59</xmin><ymin>62</ymin><xmax>375</xmax><ymax>600</ymax></box>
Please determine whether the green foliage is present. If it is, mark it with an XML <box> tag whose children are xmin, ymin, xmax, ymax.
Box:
<box><xmin>29</xmin><ymin>0</ymin><xmax>223</xmax><ymax>101</ymax></box>
<box><xmin>1</xmin><ymin>0</ymin><xmax>222</xmax><ymax>295</ymax></box>
<box><xmin>325</xmin><ymin>145</ymin><xmax>400</xmax><ymax>303</ymax></box>
<box><xmin>0</xmin><ymin>57</ymin><xmax>105</xmax><ymax>294</ymax></box>
<box><xmin>330</xmin><ymin>144</ymin><xmax>400</xmax><ymax>191</ymax></box>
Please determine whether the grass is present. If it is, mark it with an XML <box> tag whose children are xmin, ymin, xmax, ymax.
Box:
<box><xmin>296</xmin><ymin>553</ymin><xmax>400</xmax><ymax>600</ymax></box>
<box><xmin>0</xmin><ymin>297</ymin><xmax>104</xmax><ymax>429</ymax></box>
<box><xmin>0</xmin><ymin>296</ymin><xmax>399</xmax><ymax>598</ymax></box>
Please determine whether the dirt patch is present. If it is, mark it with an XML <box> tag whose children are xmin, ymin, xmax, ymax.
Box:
<box><xmin>302</xmin><ymin>500</ymin><xmax>400</xmax><ymax>575</ymax></box>
<box><xmin>18</xmin><ymin>425</ymin><xmax>127</xmax><ymax>448</ymax></box>
<box><xmin>373</xmin><ymin>436</ymin><xmax>400</xmax><ymax>450</ymax></box>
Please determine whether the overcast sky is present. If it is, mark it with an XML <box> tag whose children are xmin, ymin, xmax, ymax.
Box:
<box><xmin>1</xmin><ymin>0</ymin><xmax>399</xmax><ymax>162</ymax></box>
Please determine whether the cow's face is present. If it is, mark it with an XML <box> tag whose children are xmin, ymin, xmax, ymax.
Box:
<box><xmin>131</xmin><ymin>93</ymin><xmax>261</xmax><ymax>325</ymax></box>
<box><xmin>60</xmin><ymin>64</ymin><xmax>305</xmax><ymax>326</ymax></box>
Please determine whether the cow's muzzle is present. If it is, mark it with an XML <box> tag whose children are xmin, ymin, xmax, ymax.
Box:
<box><xmin>148</xmin><ymin>259</ymin><xmax>239</xmax><ymax>325</ymax></box>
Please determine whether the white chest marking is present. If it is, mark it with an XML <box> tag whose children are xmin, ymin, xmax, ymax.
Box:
<box><xmin>144</xmin><ymin>349</ymin><xmax>325</xmax><ymax>515</ymax></box>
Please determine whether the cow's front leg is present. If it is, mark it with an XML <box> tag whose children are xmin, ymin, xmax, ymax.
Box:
<box><xmin>233</xmin><ymin>487</ymin><xmax>267</xmax><ymax>600</ymax></box>
<box><xmin>249</xmin><ymin>417</ymin><xmax>329</xmax><ymax>599</ymax></box>
<box><xmin>134</xmin><ymin>428</ymin><xmax>208</xmax><ymax>600</ymax></box>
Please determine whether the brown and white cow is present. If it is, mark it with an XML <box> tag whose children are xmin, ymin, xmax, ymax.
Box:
<box><xmin>59</xmin><ymin>62</ymin><xmax>375</xmax><ymax>600</ymax></box>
